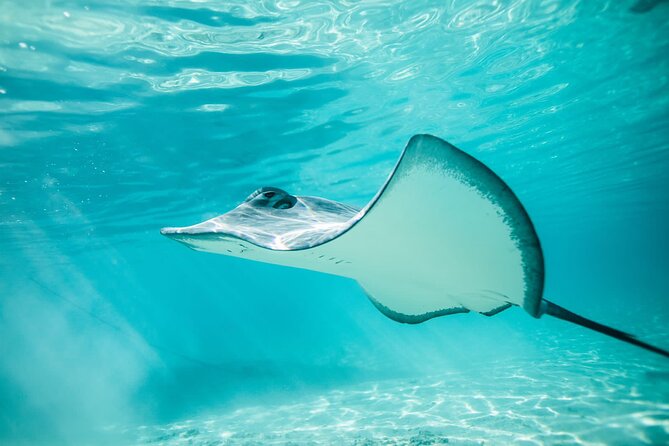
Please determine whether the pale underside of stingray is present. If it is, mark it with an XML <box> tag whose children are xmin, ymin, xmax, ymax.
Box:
<box><xmin>162</xmin><ymin>134</ymin><xmax>668</xmax><ymax>358</ymax></box>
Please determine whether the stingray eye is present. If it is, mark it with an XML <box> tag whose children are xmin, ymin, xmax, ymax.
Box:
<box><xmin>264</xmin><ymin>191</ymin><xmax>276</xmax><ymax>199</ymax></box>
<box><xmin>273</xmin><ymin>196</ymin><xmax>297</xmax><ymax>210</ymax></box>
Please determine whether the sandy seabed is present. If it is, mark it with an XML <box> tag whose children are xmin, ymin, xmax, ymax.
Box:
<box><xmin>131</xmin><ymin>343</ymin><xmax>669</xmax><ymax>446</ymax></box>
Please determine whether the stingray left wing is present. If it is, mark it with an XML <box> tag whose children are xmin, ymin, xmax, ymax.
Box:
<box><xmin>308</xmin><ymin>135</ymin><xmax>544</xmax><ymax>322</ymax></box>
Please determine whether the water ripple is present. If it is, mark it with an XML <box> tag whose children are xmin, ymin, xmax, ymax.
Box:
<box><xmin>129</xmin><ymin>67</ymin><xmax>320</xmax><ymax>92</ymax></box>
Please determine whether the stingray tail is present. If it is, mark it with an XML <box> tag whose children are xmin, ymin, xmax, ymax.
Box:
<box><xmin>541</xmin><ymin>299</ymin><xmax>669</xmax><ymax>358</ymax></box>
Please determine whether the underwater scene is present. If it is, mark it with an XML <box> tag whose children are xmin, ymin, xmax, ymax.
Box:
<box><xmin>1</xmin><ymin>0</ymin><xmax>669</xmax><ymax>445</ymax></box>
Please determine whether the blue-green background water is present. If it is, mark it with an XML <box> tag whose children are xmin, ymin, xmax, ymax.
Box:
<box><xmin>1</xmin><ymin>1</ymin><xmax>669</xmax><ymax>444</ymax></box>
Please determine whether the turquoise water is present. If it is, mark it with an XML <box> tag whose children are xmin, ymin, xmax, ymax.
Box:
<box><xmin>1</xmin><ymin>0</ymin><xmax>669</xmax><ymax>444</ymax></box>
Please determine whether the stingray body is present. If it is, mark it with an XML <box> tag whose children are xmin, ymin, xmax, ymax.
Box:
<box><xmin>162</xmin><ymin>135</ymin><xmax>668</xmax><ymax>358</ymax></box>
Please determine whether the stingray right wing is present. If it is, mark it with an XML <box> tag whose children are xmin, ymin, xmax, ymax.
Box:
<box><xmin>321</xmin><ymin>134</ymin><xmax>544</xmax><ymax>323</ymax></box>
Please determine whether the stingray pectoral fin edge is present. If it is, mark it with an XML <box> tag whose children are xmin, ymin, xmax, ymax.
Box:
<box><xmin>359</xmin><ymin>282</ymin><xmax>470</xmax><ymax>324</ymax></box>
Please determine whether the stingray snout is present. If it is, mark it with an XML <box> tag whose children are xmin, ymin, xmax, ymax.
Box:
<box><xmin>160</xmin><ymin>220</ymin><xmax>219</xmax><ymax>237</ymax></box>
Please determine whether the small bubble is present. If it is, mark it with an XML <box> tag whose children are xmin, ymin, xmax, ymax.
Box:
<box><xmin>18</xmin><ymin>42</ymin><xmax>28</xmax><ymax>49</ymax></box>
<box><xmin>0</xmin><ymin>89</ymin><xmax>6</xmax><ymax>95</ymax></box>
<box><xmin>63</xmin><ymin>11</ymin><xmax>71</xmax><ymax>18</ymax></box>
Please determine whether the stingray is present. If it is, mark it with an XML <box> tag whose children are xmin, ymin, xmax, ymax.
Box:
<box><xmin>161</xmin><ymin>134</ymin><xmax>668</xmax><ymax>358</ymax></box>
